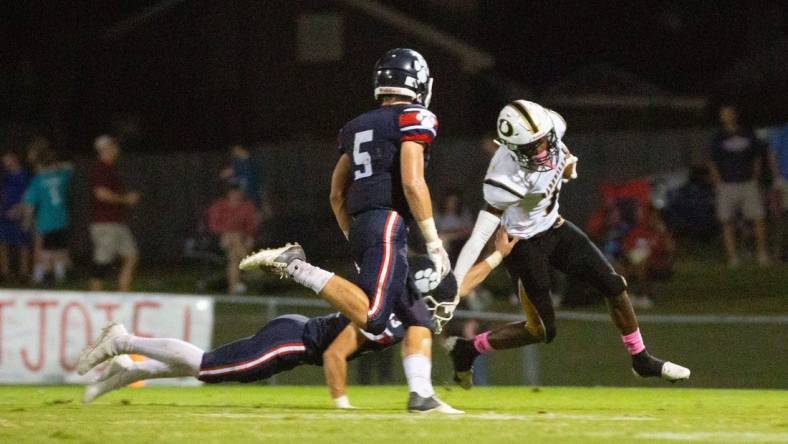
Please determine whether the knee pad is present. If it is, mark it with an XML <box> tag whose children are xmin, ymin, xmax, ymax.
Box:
<box><xmin>91</xmin><ymin>262</ymin><xmax>112</xmax><ymax>279</ymax></box>
<box><xmin>601</xmin><ymin>272</ymin><xmax>628</xmax><ymax>298</ymax></box>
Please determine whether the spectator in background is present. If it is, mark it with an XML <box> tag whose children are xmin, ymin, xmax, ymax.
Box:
<box><xmin>767</xmin><ymin>121</ymin><xmax>788</xmax><ymax>261</ymax></box>
<box><xmin>89</xmin><ymin>135</ymin><xmax>140</xmax><ymax>292</ymax></box>
<box><xmin>0</xmin><ymin>151</ymin><xmax>31</xmax><ymax>282</ymax></box>
<box><xmin>435</xmin><ymin>190</ymin><xmax>473</xmax><ymax>261</ymax></box>
<box><xmin>25</xmin><ymin>135</ymin><xmax>50</xmax><ymax>172</ymax></box>
<box><xmin>22</xmin><ymin>149</ymin><xmax>73</xmax><ymax>285</ymax></box>
<box><xmin>207</xmin><ymin>183</ymin><xmax>257</xmax><ymax>294</ymax></box>
<box><xmin>621</xmin><ymin>207</ymin><xmax>675</xmax><ymax>307</ymax></box>
<box><xmin>664</xmin><ymin>165</ymin><xmax>717</xmax><ymax>240</ymax></box>
<box><xmin>220</xmin><ymin>144</ymin><xmax>261</xmax><ymax>208</ymax></box>
<box><xmin>707</xmin><ymin>105</ymin><xmax>769</xmax><ymax>267</ymax></box>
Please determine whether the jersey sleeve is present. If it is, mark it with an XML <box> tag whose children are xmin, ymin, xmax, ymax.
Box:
<box><xmin>336</xmin><ymin>128</ymin><xmax>345</xmax><ymax>155</ymax></box>
<box><xmin>483</xmin><ymin>179</ymin><xmax>523</xmax><ymax>211</ymax></box>
<box><xmin>399</xmin><ymin>107</ymin><xmax>438</xmax><ymax>145</ymax></box>
<box><xmin>482</xmin><ymin>148</ymin><xmax>525</xmax><ymax>211</ymax></box>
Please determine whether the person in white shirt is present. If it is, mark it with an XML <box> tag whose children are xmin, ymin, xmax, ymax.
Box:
<box><xmin>443</xmin><ymin>100</ymin><xmax>690</xmax><ymax>389</ymax></box>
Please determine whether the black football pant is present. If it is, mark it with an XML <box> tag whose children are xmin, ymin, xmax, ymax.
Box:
<box><xmin>503</xmin><ymin>219</ymin><xmax>626</xmax><ymax>343</ymax></box>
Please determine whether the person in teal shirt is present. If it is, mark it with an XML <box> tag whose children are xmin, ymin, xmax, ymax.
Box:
<box><xmin>22</xmin><ymin>150</ymin><xmax>73</xmax><ymax>285</ymax></box>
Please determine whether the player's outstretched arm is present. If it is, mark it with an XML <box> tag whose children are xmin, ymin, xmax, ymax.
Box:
<box><xmin>322</xmin><ymin>324</ymin><xmax>365</xmax><ymax>409</ymax></box>
<box><xmin>401</xmin><ymin>141</ymin><xmax>450</xmax><ymax>276</ymax></box>
<box><xmin>453</xmin><ymin>205</ymin><xmax>502</xmax><ymax>287</ymax></box>
<box><xmin>329</xmin><ymin>153</ymin><xmax>353</xmax><ymax>239</ymax></box>
<box><xmin>459</xmin><ymin>227</ymin><xmax>519</xmax><ymax>297</ymax></box>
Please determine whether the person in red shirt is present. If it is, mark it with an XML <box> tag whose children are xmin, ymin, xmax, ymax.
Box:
<box><xmin>89</xmin><ymin>135</ymin><xmax>141</xmax><ymax>292</ymax></box>
<box><xmin>207</xmin><ymin>184</ymin><xmax>257</xmax><ymax>294</ymax></box>
<box><xmin>622</xmin><ymin>207</ymin><xmax>676</xmax><ymax>307</ymax></box>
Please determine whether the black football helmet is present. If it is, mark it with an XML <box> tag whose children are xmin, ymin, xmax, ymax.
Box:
<box><xmin>373</xmin><ymin>48</ymin><xmax>434</xmax><ymax>108</ymax></box>
<box><xmin>409</xmin><ymin>255</ymin><xmax>458</xmax><ymax>333</ymax></box>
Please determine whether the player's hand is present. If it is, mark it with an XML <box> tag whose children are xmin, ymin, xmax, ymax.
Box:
<box><xmin>426</xmin><ymin>239</ymin><xmax>451</xmax><ymax>277</ymax></box>
<box><xmin>494</xmin><ymin>227</ymin><xmax>519</xmax><ymax>258</ymax></box>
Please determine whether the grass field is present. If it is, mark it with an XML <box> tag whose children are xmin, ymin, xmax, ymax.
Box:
<box><xmin>1</xmin><ymin>386</ymin><xmax>785</xmax><ymax>443</ymax></box>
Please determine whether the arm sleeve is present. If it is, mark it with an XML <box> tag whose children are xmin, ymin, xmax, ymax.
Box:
<box><xmin>399</xmin><ymin>108</ymin><xmax>438</xmax><ymax>145</ymax></box>
<box><xmin>453</xmin><ymin>210</ymin><xmax>502</xmax><ymax>288</ymax></box>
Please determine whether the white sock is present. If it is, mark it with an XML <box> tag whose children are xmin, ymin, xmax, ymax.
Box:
<box><xmin>87</xmin><ymin>359</ymin><xmax>188</xmax><ymax>403</ymax></box>
<box><xmin>124</xmin><ymin>359</ymin><xmax>191</xmax><ymax>382</ymax></box>
<box><xmin>287</xmin><ymin>259</ymin><xmax>334</xmax><ymax>294</ymax></box>
<box><xmin>115</xmin><ymin>336</ymin><xmax>203</xmax><ymax>375</ymax></box>
<box><xmin>403</xmin><ymin>354</ymin><xmax>434</xmax><ymax>398</ymax></box>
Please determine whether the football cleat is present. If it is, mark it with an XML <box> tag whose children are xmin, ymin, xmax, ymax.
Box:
<box><xmin>632</xmin><ymin>350</ymin><xmax>690</xmax><ymax>382</ymax></box>
<box><xmin>77</xmin><ymin>322</ymin><xmax>128</xmax><ymax>375</ymax></box>
<box><xmin>659</xmin><ymin>361</ymin><xmax>691</xmax><ymax>382</ymax></box>
<box><xmin>239</xmin><ymin>243</ymin><xmax>306</xmax><ymax>277</ymax></box>
<box><xmin>82</xmin><ymin>355</ymin><xmax>135</xmax><ymax>404</ymax></box>
<box><xmin>445</xmin><ymin>336</ymin><xmax>476</xmax><ymax>390</ymax></box>
<box><xmin>407</xmin><ymin>392</ymin><xmax>464</xmax><ymax>414</ymax></box>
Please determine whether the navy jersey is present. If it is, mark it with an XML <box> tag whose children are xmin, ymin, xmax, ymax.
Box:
<box><xmin>302</xmin><ymin>312</ymin><xmax>405</xmax><ymax>365</ymax></box>
<box><xmin>338</xmin><ymin>104</ymin><xmax>438</xmax><ymax>220</ymax></box>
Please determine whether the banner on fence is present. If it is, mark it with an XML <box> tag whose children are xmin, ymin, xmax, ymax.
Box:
<box><xmin>0</xmin><ymin>290</ymin><xmax>213</xmax><ymax>385</ymax></box>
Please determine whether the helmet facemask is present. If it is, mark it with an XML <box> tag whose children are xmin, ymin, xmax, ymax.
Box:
<box><xmin>502</xmin><ymin>130</ymin><xmax>559</xmax><ymax>172</ymax></box>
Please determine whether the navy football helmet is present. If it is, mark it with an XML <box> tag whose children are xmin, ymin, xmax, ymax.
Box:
<box><xmin>410</xmin><ymin>255</ymin><xmax>457</xmax><ymax>333</ymax></box>
<box><xmin>373</xmin><ymin>48</ymin><xmax>434</xmax><ymax>108</ymax></box>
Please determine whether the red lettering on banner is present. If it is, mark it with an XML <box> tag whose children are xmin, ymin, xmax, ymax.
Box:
<box><xmin>0</xmin><ymin>300</ymin><xmax>15</xmax><ymax>364</ymax></box>
<box><xmin>132</xmin><ymin>301</ymin><xmax>160</xmax><ymax>337</ymax></box>
<box><xmin>59</xmin><ymin>302</ymin><xmax>93</xmax><ymax>372</ymax></box>
<box><xmin>94</xmin><ymin>303</ymin><xmax>120</xmax><ymax>323</ymax></box>
<box><xmin>183</xmin><ymin>306</ymin><xmax>191</xmax><ymax>342</ymax></box>
<box><xmin>20</xmin><ymin>299</ymin><xmax>58</xmax><ymax>372</ymax></box>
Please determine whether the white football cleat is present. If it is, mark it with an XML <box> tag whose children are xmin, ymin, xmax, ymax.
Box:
<box><xmin>661</xmin><ymin>361</ymin><xmax>691</xmax><ymax>382</ymax></box>
<box><xmin>83</xmin><ymin>355</ymin><xmax>135</xmax><ymax>404</ymax></box>
<box><xmin>239</xmin><ymin>243</ymin><xmax>306</xmax><ymax>277</ymax></box>
<box><xmin>407</xmin><ymin>392</ymin><xmax>464</xmax><ymax>414</ymax></box>
<box><xmin>77</xmin><ymin>322</ymin><xmax>128</xmax><ymax>375</ymax></box>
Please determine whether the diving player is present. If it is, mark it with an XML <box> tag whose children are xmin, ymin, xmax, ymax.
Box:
<box><xmin>78</xmin><ymin>234</ymin><xmax>517</xmax><ymax>408</ymax></box>
<box><xmin>446</xmin><ymin>100</ymin><xmax>691</xmax><ymax>389</ymax></box>
<box><xmin>239</xmin><ymin>49</ymin><xmax>457</xmax><ymax>413</ymax></box>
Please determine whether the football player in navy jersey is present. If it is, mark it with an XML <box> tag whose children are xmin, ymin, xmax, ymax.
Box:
<box><xmin>238</xmin><ymin>49</ymin><xmax>458</xmax><ymax>413</ymax></box>
<box><xmin>78</xmin><ymin>235</ymin><xmax>518</xmax><ymax>409</ymax></box>
<box><xmin>240</xmin><ymin>48</ymin><xmax>452</xmax><ymax>413</ymax></box>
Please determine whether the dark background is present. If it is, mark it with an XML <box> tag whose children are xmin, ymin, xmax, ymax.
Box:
<box><xmin>3</xmin><ymin>1</ymin><xmax>786</xmax><ymax>154</ymax></box>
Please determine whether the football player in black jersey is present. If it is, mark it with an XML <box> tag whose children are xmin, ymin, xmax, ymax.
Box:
<box><xmin>239</xmin><ymin>49</ymin><xmax>459</xmax><ymax>413</ymax></box>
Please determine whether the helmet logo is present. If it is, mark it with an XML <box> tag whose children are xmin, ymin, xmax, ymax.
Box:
<box><xmin>498</xmin><ymin>119</ymin><xmax>514</xmax><ymax>137</ymax></box>
<box><xmin>413</xmin><ymin>60</ymin><xmax>428</xmax><ymax>83</ymax></box>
